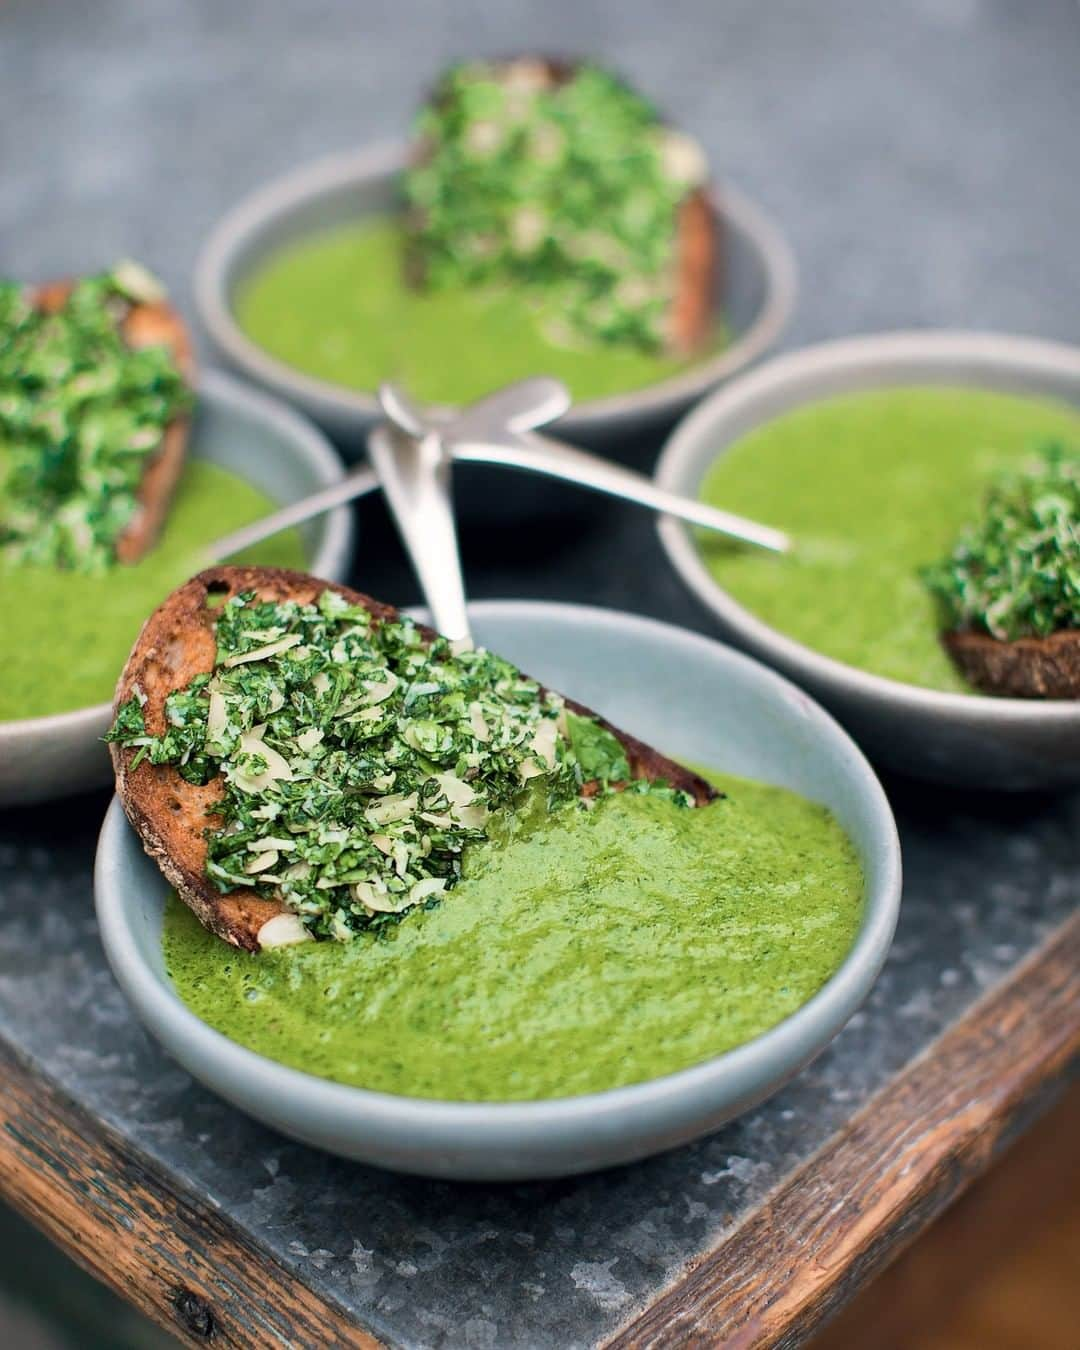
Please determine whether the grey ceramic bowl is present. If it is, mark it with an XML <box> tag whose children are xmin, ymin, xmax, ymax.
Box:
<box><xmin>0</xmin><ymin>371</ymin><xmax>354</xmax><ymax>808</ymax></box>
<box><xmin>95</xmin><ymin>600</ymin><xmax>901</xmax><ymax>1181</ymax></box>
<box><xmin>655</xmin><ymin>331</ymin><xmax>1080</xmax><ymax>790</ymax></box>
<box><xmin>194</xmin><ymin>145</ymin><xmax>797</xmax><ymax>453</ymax></box>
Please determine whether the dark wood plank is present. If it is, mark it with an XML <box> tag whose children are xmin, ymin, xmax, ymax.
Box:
<box><xmin>813</xmin><ymin>1082</ymin><xmax>1080</xmax><ymax>1350</ymax></box>
<box><xmin>606</xmin><ymin>912</ymin><xmax>1080</xmax><ymax>1350</ymax></box>
<box><xmin>0</xmin><ymin>1044</ymin><xmax>381</xmax><ymax>1349</ymax></box>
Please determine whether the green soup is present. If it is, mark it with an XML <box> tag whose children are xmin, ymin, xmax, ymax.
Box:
<box><xmin>163</xmin><ymin>768</ymin><xmax>863</xmax><ymax>1102</ymax></box>
<box><xmin>235</xmin><ymin>218</ymin><xmax>721</xmax><ymax>405</ymax></box>
<box><xmin>698</xmin><ymin>388</ymin><xmax>1080</xmax><ymax>693</ymax></box>
<box><xmin>0</xmin><ymin>461</ymin><xmax>305</xmax><ymax>721</ymax></box>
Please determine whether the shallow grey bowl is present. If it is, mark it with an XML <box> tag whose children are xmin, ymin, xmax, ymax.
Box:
<box><xmin>95</xmin><ymin>600</ymin><xmax>901</xmax><ymax>1181</ymax></box>
<box><xmin>656</xmin><ymin>331</ymin><xmax>1080</xmax><ymax>790</ymax></box>
<box><xmin>194</xmin><ymin>145</ymin><xmax>797</xmax><ymax>453</ymax></box>
<box><xmin>0</xmin><ymin>371</ymin><xmax>354</xmax><ymax>808</ymax></box>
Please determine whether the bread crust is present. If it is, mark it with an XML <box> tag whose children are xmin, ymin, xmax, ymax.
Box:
<box><xmin>944</xmin><ymin>628</ymin><xmax>1080</xmax><ymax>699</ymax></box>
<box><xmin>31</xmin><ymin>278</ymin><xmax>195</xmax><ymax>565</ymax></box>
<box><xmin>111</xmin><ymin>566</ymin><xmax>718</xmax><ymax>951</ymax></box>
<box><xmin>406</xmin><ymin>57</ymin><xmax>718</xmax><ymax>357</ymax></box>
<box><xmin>669</xmin><ymin>187</ymin><xmax>717</xmax><ymax>355</ymax></box>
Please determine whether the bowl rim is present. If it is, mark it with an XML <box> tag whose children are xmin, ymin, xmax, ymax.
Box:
<box><xmin>0</xmin><ymin>368</ymin><xmax>354</xmax><ymax>743</ymax></box>
<box><xmin>94</xmin><ymin>599</ymin><xmax>901</xmax><ymax>1135</ymax></box>
<box><xmin>656</xmin><ymin>328</ymin><xmax>1080</xmax><ymax>724</ymax></box>
<box><xmin>193</xmin><ymin>142</ymin><xmax>799</xmax><ymax>429</ymax></box>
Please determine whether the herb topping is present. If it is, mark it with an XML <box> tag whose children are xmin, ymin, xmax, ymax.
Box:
<box><xmin>0</xmin><ymin>264</ymin><xmax>191</xmax><ymax>573</ymax></box>
<box><xmin>921</xmin><ymin>444</ymin><xmax>1080</xmax><ymax>641</ymax></box>
<box><xmin>405</xmin><ymin>61</ymin><xmax>706</xmax><ymax>353</ymax></box>
<box><xmin>108</xmin><ymin>589</ymin><xmax>691</xmax><ymax>940</ymax></box>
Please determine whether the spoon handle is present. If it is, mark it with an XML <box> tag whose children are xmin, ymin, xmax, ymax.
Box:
<box><xmin>447</xmin><ymin>376</ymin><xmax>572</xmax><ymax>435</ymax></box>
<box><xmin>452</xmin><ymin>433</ymin><xmax>790</xmax><ymax>553</ymax></box>
<box><xmin>205</xmin><ymin>466</ymin><xmax>380</xmax><ymax>562</ymax></box>
<box><xmin>368</xmin><ymin>422</ymin><xmax>473</xmax><ymax>644</ymax></box>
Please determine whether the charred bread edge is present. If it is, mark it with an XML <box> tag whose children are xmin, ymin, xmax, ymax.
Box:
<box><xmin>944</xmin><ymin>627</ymin><xmax>1080</xmax><ymax>700</ymax></box>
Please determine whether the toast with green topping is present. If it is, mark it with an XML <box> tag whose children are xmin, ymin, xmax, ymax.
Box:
<box><xmin>404</xmin><ymin>58</ymin><xmax>717</xmax><ymax>356</ymax></box>
<box><xmin>108</xmin><ymin>566</ymin><xmax>716</xmax><ymax>952</ymax></box>
<box><xmin>922</xmin><ymin>444</ymin><xmax>1080</xmax><ymax>698</ymax></box>
<box><xmin>1</xmin><ymin>264</ymin><xmax>194</xmax><ymax>571</ymax></box>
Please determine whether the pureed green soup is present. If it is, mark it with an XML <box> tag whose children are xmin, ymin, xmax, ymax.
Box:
<box><xmin>163</xmin><ymin>766</ymin><xmax>863</xmax><ymax>1102</ymax></box>
<box><xmin>0</xmin><ymin>461</ymin><xmax>305</xmax><ymax>720</ymax></box>
<box><xmin>235</xmin><ymin>219</ymin><xmax>722</xmax><ymax>406</ymax></box>
<box><xmin>698</xmin><ymin>388</ymin><xmax>1080</xmax><ymax>693</ymax></box>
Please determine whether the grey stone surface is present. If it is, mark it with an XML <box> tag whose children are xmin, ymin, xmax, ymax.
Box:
<box><xmin>1</xmin><ymin>1</ymin><xmax>1079</xmax><ymax>1346</ymax></box>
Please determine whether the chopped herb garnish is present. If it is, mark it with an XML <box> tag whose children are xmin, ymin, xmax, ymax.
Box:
<box><xmin>0</xmin><ymin>265</ymin><xmax>192</xmax><ymax>573</ymax></box>
<box><xmin>565</xmin><ymin>710</ymin><xmax>631</xmax><ymax>783</ymax></box>
<box><xmin>107</xmin><ymin>590</ymin><xmax>692</xmax><ymax>940</ymax></box>
<box><xmin>405</xmin><ymin>61</ymin><xmax>706</xmax><ymax>353</ymax></box>
<box><xmin>921</xmin><ymin>444</ymin><xmax>1080</xmax><ymax>641</ymax></box>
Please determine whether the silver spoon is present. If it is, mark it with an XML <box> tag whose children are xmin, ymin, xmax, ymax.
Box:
<box><xmin>381</xmin><ymin>378</ymin><xmax>789</xmax><ymax>553</ymax></box>
<box><xmin>364</xmin><ymin>379</ymin><xmax>585</xmax><ymax>641</ymax></box>
<box><xmin>205</xmin><ymin>462</ymin><xmax>380</xmax><ymax>564</ymax></box>
<box><xmin>367</xmin><ymin>401</ymin><xmax>472</xmax><ymax>643</ymax></box>
<box><xmin>206</xmin><ymin>379</ymin><xmax>790</xmax><ymax>563</ymax></box>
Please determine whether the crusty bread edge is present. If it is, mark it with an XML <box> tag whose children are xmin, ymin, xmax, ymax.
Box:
<box><xmin>31</xmin><ymin>278</ymin><xmax>196</xmax><ymax>565</ymax></box>
<box><xmin>111</xmin><ymin>566</ymin><xmax>718</xmax><ymax>951</ymax></box>
<box><xmin>944</xmin><ymin>627</ymin><xmax>1080</xmax><ymax>699</ymax></box>
<box><xmin>669</xmin><ymin>188</ymin><xmax>718</xmax><ymax>356</ymax></box>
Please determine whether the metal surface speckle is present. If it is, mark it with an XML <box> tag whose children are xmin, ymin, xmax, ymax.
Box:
<box><xmin>1</xmin><ymin>1</ymin><xmax>1079</xmax><ymax>1345</ymax></box>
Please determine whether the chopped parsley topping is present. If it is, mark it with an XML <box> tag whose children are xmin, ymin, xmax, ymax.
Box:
<box><xmin>921</xmin><ymin>444</ymin><xmax>1080</xmax><ymax>641</ymax></box>
<box><xmin>0</xmin><ymin>264</ymin><xmax>192</xmax><ymax>573</ymax></box>
<box><xmin>107</xmin><ymin>589</ymin><xmax>692</xmax><ymax>940</ymax></box>
<box><xmin>404</xmin><ymin>60</ymin><xmax>707</xmax><ymax>353</ymax></box>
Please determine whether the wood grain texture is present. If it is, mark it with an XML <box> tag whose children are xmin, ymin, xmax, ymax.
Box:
<box><xmin>814</xmin><ymin>1083</ymin><xmax>1080</xmax><ymax>1350</ymax></box>
<box><xmin>0</xmin><ymin>1043</ymin><xmax>382</xmax><ymax>1350</ymax></box>
<box><xmin>605</xmin><ymin>913</ymin><xmax>1080</xmax><ymax>1350</ymax></box>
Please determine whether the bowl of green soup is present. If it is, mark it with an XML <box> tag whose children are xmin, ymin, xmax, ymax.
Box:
<box><xmin>194</xmin><ymin>145</ymin><xmax>796</xmax><ymax>452</ymax></box>
<box><xmin>656</xmin><ymin>331</ymin><xmax>1080</xmax><ymax>789</ymax></box>
<box><xmin>95</xmin><ymin>600</ymin><xmax>900</xmax><ymax>1180</ymax></box>
<box><xmin>0</xmin><ymin>372</ymin><xmax>354</xmax><ymax>806</ymax></box>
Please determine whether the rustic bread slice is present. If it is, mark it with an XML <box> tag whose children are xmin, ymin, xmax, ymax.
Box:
<box><xmin>406</xmin><ymin>57</ymin><xmax>718</xmax><ymax>356</ymax></box>
<box><xmin>944</xmin><ymin>628</ymin><xmax>1080</xmax><ymax>699</ymax></box>
<box><xmin>32</xmin><ymin>277</ymin><xmax>196</xmax><ymax>564</ymax></box>
<box><xmin>110</xmin><ymin>566</ymin><xmax>718</xmax><ymax>952</ymax></box>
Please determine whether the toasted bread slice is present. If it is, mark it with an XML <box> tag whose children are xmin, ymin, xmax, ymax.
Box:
<box><xmin>110</xmin><ymin>566</ymin><xmax>717</xmax><ymax>952</ymax></box>
<box><xmin>32</xmin><ymin>278</ymin><xmax>195</xmax><ymax>564</ymax></box>
<box><xmin>406</xmin><ymin>57</ymin><xmax>718</xmax><ymax>357</ymax></box>
<box><xmin>944</xmin><ymin>628</ymin><xmax>1080</xmax><ymax>699</ymax></box>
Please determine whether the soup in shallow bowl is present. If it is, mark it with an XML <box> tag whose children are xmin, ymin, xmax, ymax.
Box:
<box><xmin>160</xmin><ymin>759</ymin><xmax>862</xmax><ymax>1102</ymax></box>
<box><xmin>656</xmin><ymin>332</ymin><xmax>1080</xmax><ymax>789</ymax></box>
<box><xmin>95</xmin><ymin>600</ymin><xmax>900</xmax><ymax>1180</ymax></box>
